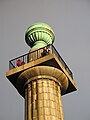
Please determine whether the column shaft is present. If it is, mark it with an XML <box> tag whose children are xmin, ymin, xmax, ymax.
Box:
<box><xmin>25</xmin><ymin>78</ymin><xmax>64</xmax><ymax>120</ymax></box>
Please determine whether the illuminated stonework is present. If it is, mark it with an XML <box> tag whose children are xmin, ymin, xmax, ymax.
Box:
<box><xmin>18</xmin><ymin>66</ymin><xmax>67</xmax><ymax>120</ymax></box>
<box><xmin>6</xmin><ymin>23</ymin><xmax>77</xmax><ymax>120</ymax></box>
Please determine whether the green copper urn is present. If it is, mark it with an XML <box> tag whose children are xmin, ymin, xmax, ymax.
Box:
<box><xmin>25</xmin><ymin>23</ymin><xmax>55</xmax><ymax>51</ymax></box>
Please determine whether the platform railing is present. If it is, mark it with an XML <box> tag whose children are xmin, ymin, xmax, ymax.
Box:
<box><xmin>9</xmin><ymin>45</ymin><xmax>73</xmax><ymax>79</ymax></box>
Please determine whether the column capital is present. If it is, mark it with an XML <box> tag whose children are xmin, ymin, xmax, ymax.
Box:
<box><xmin>16</xmin><ymin>66</ymin><xmax>68</xmax><ymax>97</ymax></box>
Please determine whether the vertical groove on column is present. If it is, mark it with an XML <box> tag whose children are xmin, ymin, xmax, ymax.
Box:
<box><xmin>27</xmin><ymin>83</ymin><xmax>31</xmax><ymax>120</ymax></box>
<box><xmin>36</xmin><ymin>80</ymin><xmax>39</xmax><ymax>120</ymax></box>
<box><xmin>59</xmin><ymin>88</ymin><xmax>64</xmax><ymax>120</ymax></box>
<box><xmin>48</xmin><ymin>80</ymin><xmax>52</xmax><ymax>119</ymax></box>
<box><xmin>57</xmin><ymin>84</ymin><xmax>60</xmax><ymax>119</ymax></box>
<box><xmin>42</xmin><ymin>79</ymin><xmax>45</xmax><ymax>120</ymax></box>
<box><xmin>32</xmin><ymin>80</ymin><xmax>37</xmax><ymax>120</ymax></box>
<box><xmin>48</xmin><ymin>79</ymin><xmax>51</xmax><ymax>120</ymax></box>
<box><xmin>53</xmin><ymin>81</ymin><xmax>56</xmax><ymax>120</ymax></box>
<box><xmin>31</xmin><ymin>82</ymin><xmax>33</xmax><ymax>120</ymax></box>
<box><xmin>25</xmin><ymin>88</ymin><xmax>27</xmax><ymax>120</ymax></box>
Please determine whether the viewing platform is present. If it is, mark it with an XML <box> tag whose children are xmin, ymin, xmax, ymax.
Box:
<box><xmin>9</xmin><ymin>44</ymin><xmax>73</xmax><ymax>79</ymax></box>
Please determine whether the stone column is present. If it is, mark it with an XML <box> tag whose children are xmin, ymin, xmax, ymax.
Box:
<box><xmin>18</xmin><ymin>66</ymin><xmax>68</xmax><ymax>120</ymax></box>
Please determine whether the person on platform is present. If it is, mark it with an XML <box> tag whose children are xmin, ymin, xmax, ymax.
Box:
<box><xmin>17</xmin><ymin>59</ymin><xmax>23</xmax><ymax>67</ymax></box>
<box><xmin>42</xmin><ymin>47</ymin><xmax>52</xmax><ymax>57</ymax></box>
